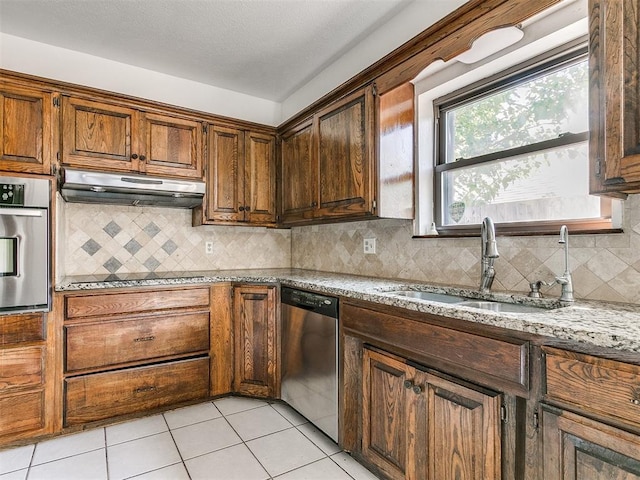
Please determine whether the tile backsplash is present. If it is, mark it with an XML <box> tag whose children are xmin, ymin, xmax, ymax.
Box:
<box><xmin>59</xmin><ymin>200</ymin><xmax>291</xmax><ymax>279</ymax></box>
<box><xmin>292</xmin><ymin>195</ymin><xmax>640</xmax><ymax>305</ymax></box>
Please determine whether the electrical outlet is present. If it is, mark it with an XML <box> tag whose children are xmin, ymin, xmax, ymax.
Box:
<box><xmin>205</xmin><ymin>241</ymin><xmax>214</xmax><ymax>254</ymax></box>
<box><xmin>363</xmin><ymin>238</ymin><xmax>376</xmax><ymax>254</ymax></box>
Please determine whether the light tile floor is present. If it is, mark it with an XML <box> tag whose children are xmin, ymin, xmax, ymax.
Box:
<box><xmin>0</xmin><ymin>397</ymin><xmax>381</xmax><ymax>480</ymax></box>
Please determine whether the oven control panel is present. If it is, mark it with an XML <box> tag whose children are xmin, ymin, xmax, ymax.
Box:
<box><xmin>0</xmin><ymin>183</ymin><xmax>25</xmax><ymax>206</ymax></box>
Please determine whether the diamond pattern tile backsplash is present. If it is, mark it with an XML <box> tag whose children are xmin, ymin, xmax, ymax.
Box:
<box><xmin>59</xmin><ymin>201</ymin><xmax>291</xmax><ymax>278</ymax></box>
<box><xmin>292</xmin><ymin>194</ymin><xmax>640</xmax><ymax>305</ymax></box>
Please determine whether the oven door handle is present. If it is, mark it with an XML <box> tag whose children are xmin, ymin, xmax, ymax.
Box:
<box><xmin>0</xmin><ymin>208</ymin><xmax>44</xmax><ymax>217</ymax></box>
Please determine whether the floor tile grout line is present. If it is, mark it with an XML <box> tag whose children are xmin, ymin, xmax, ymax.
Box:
<box><xmin>161</xmin><ymin>411</ymin><xmax>193</xmax><ymax>480</ymax></box>
<box><xmin>103</xmin><ymin>427</ymin><xmax>110</xmax><ymax>480</ymax></box>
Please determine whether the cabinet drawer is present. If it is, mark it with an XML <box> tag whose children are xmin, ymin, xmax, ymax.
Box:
<box><xmin>0</xmin><ymin>390</ymin><xmax>44</xmax><ymax>436</ymax></box>
<box><xmin>0</xmin><ymin>314</ymin><xmax>44</xmax><ymax>345</ymax></box>
<box><xmin>342</xmin><ymin>302</ymin><xmax>529</xmax><ymax>394</ymax></box>
<box><xmin>65</xmin><ymin>287</ymin><xmax>210</xmax><ymax>319</ymax></box>
<box><xmin>0</xmin><ymin>346</ymin><xmax>44</xmax><ymax>389</ymax></box>
<box><xmin>64</xmin><ymin>357</ymin><xmax>209</xmax><ymax>426</ymax></box>
<box><xmin>65</xmin><ymin>312</ymin><xmax>209</xmax><ymax>372</ymax></box>
<box><xmin>544</xmin><ymin>347</ymin><xmax>640</xmax><ymax>430</ymax></box>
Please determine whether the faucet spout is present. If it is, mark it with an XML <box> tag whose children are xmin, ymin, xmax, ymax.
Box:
<box><xmin>556</xmin><ymin>225</ymin><xmax>574</xmax><ymax>302</ymax></box>
<box><xmin>479</xmin><ymin>217</ymin><xmax>499</xmax><ymax>293</ymax></box>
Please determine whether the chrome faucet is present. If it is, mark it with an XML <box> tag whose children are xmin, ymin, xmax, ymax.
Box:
<box><xmin>479</xmin><ymin>217</ymin><xmax>499</xmax><ymax>293</ymax></box>
<box><xmin>556</xmin><ymin>225</ymin><xmax>574</xmax><ymax>302</ymax></box>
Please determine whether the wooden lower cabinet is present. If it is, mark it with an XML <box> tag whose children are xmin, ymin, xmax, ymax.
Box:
<box><xmin>542</xmin><ymin>406</ymin><xmax>640</xmax><ymax>479</ymax></box>
<box><xmin>233</xmin><ymin>285</ymin><xmax>278</xmax><ymax>398</ymax></box>
<box><xmin>0</xmin><ymin>313</ymin><xmax>48</xmax><ymax>444</ymax></box>
<box><xmin>362</xmin><ymin>348</ymin><xmax>501</xmax><ymax>480</ymax></box>
<box><xmin>65</xmin><ymin>358</ymin><xmax>209</xmax><ymax>426</ymax></box>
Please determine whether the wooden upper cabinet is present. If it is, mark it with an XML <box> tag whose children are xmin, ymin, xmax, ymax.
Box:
<box><xmin>279</xmin><ymin>84</ymin><xmax>375</xmax><ymax>225</ymax></box>
<box><xmin>244</xmin><ymin>131</ymin><xmax>276</xmax><ymax>224</ymax></box>
<box><xmin>202</xmin><ymin>124</ymin><xmax>276</xmax><ymax>225</ymax></box>
<box><xmin>280</xmin><ymin>119</ymin><xmax>316</xmax><ymax>223</ymax></box>
<box><xmin>317</xmin><ymin>85</ymin><xmax>374</xmax><ymax>218</ymax></box>
<box><xmin>142</xmin><ymin>112</ymin><xmax>202</xmax><ymax>178</ymax></box>
<box><xmin>233</xmin><ymin>285</ymin><xmax>278</xmax><ymax>398</ymax></box>
<box><xmin>0</xmin><ymin>85</ymin><xmax>53</xmax><ymax>175</ymax></box>
<box><xmin>62</xmin><ymin>95</ymin><xmax>203</xmax><ymax>179</ymax></box>
<box><xmin>590</xmin><ymin>0</ymin><xmax>640</xmax><ymax>194</ymax></box>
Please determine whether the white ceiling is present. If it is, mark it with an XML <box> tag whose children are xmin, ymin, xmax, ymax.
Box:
<box><xmin>0</xmin><ymin>0</ymin><xmax>424</xmax><ymax>102</ymax></box>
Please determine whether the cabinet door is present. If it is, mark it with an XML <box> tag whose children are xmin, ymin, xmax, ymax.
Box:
<box><xmin>206</xmin><ymin>125</ymin><xmax>245</xmax><ymax>222</ymax></box>
<box><xmin>542</xmin><ymin>407</ymin><xmax>640</xmax><ymax>480</ymax></box>
<box><xmin>244</xmin><ymin>131</ymin><xmax>276</xmax><ymax>224</ymax></box>
<box><xmin>62</xmin><ymin>96</ymin><xmax>141</xmax><ymax>172</ymax></box>
<box><xmin>233</xmin><ymin>285</ymin><xmax>277</xmax><ymax>397</ymax></box>
<box><xmin>142</xmin><ymin>112</ymin><xmax>203</xmax><ymax>179</ymax></box>
<box><xmin>280</xmin><ymin>119</ymin><xmax>316</xmax><ymax>224</ymax></box>
<box><xmin>0</xmin><ymin>86</ymin><xmax>52</xmax><ymax>175</ymax></box>
<box><xmin>422</xmin><ymin>371</ymin><xmax>502</xmax><ymax>480</ymax></box>
<box><xmin>362</xmin><ymin>348</ymin><xmax>416</xmax><ymax>480</ymax></box>
<box><xmin>317</xmin><ymin>85</ymin><xmax>374</xmax><ymax>218</ymax></box>
<box><xmin>589</xmin><ymin>0</ymin><xmax>640</xmax><ymax>194</ymax></box>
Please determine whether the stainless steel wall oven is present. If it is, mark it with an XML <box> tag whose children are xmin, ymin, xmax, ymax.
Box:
<box><xmin>0</xmin><ymin>176</ymin><xmax>50</xmax><ymax>313</ymax></box>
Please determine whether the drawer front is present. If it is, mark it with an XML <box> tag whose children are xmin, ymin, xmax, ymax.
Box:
<box><xmin>0</xmin><ymin>346</ymin><xmax>44</xmax><ymax>389</ymax></box>
<box><xmin>342</xmin><ymin>302</ymin><xmax>529</xmax><ymax>393</ymax></box>
<box><xmin>0</xmin><ymin>314</ymin><xmax>44</xmax><ymax>345</ymax></box>
<box><xmin>65</xmin><ymin>312</ymin><xmax>210</xmax><ymax>372</ymax></box>
<box><xmin>64</xmin><ymin>357</ymin><xmax>210</xmax><ymax>426</ymax></box>
<box><xmin>544</xmin><ymin>347</ymin><xmax>640</xmax><ymax>430</ymax></box>
<box><xmin>0</xmin><ymin>390</ymin><xmax>44</xmax><ymax>436</ymax></box>
<box><xmin>65</xmin><ymin>287</ymin><xmax>210</xmax><ymax>319</ymax></box>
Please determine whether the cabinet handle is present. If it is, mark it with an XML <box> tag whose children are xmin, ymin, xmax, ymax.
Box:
<box><xmin>131</xmin><ymin>154</ymin><xmax>138</xmax><ymax>159</ymax></box>
<box><xmin>139</xmin><ymin>155</ymin><xmax>146</xmax><ymax>161</ymax></box>
<box><xmin>134</xmin><ymin>335</ymin><xmax>155</xmax><ymax>343</ymax></box>
<box><xmin>403</xmin><ymin>380</ymin><xmax>413</xmax><ymax>389</ymax></box>
<box><xmin>133</xmin><ymin>386</ymin><xmax>156</xmax><ymax>394</ymax></box>
<box><xmin>239</xmin><ymin>206</ymin><xmax>245</xmax><ymax>212</ymax></box>
<box><xmin>632</xmin><ymin>399</ymin><xmax>640</xmax><ymax>405</ymax></box>
<box><xmin>412</xmin><ymin>384</ymin><xmax>423</xmax><ymax>394</ymax></box>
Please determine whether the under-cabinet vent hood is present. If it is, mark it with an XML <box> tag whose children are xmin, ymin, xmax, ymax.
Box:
<box><xmin>60</xmin><ymin>169</ymin><xmax>205</xmax><ymax>208</ymax></box>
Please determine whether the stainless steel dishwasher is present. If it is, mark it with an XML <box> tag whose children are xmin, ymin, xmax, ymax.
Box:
<box><xmin>281</xmin><ymin>287</ymin><xmax>339</xmax><ymax>442</ymax></box>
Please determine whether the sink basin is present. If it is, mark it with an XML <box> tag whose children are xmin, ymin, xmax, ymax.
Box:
<box><xmin>385</xmin><ymin>290</ymin><xmax>555</xmax><ymax>314</ymax></box>
<box><xmin>458</xmin><ymin>300</ymin><xmax>549</xmax><ymax>314</ymax></box>
<box><xmin>387</xmin><ymin>290</ymin><xmax>467</xmax><ymax>304</ymax></box>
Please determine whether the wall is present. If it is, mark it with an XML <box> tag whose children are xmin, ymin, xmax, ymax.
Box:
<box><xmin>291</xmin><ymin>194</ymin><xmax>640</xmax><ymax>305</ymax></box>
<box><xmin>59</xmin><ymin>201</ymin><xmax>291</xmax><ymax>279</ymax></box>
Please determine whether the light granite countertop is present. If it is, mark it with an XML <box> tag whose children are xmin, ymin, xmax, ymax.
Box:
<box><xmin>56</xmin><ymin>268</ymin><xmax>640</xmax><ymax>354</ymax></box>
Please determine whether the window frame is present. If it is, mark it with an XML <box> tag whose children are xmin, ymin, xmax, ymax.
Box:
<box><xmin>430</xmin><ymin>42</ymin><xmax>616</xmax><ymax>236</ymax></box>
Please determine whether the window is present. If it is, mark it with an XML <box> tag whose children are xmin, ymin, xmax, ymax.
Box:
<box><xmin>432</xmin><ymin>45</ymin><xmax>615</xmax><ymax>234</ymax></box>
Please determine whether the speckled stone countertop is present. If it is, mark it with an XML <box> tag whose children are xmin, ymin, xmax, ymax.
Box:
<box><xmin>56</xmin><ymin>268</ymin><xmax>640</xmax><ymax>353</ymax></box>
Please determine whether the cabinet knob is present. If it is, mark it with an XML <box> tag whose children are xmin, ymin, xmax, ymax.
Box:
<box><xmin>131</xmin><ymin>154</ymin><xmax>138</xmax><ymax>159</ymax></box>
<box><xmin>311</xmin><ymin>201</ymin><xmax>318</xmax><ymax>207</ymax></box>
<box><xmin>245</xmin><ymin>206</ymin><xmax>250</xmax><ymax>212</ymax></box>
<box><xmin>239</xmin><ymin>206</ymin><xmax>245</xmax><ymax>212</ymax></box>
<box><xmin>632</xmin><ymin>398</ymin><xmax>640</xmax><ymax>405</ymax></box>
<box><xmin>412</xmin><ymin>384</ymin><xmax>423</xmax><ymax>394</ymax></box>
<box><xmin>139</xmin><ymin>155</ymin><xmax>146</xmax><ymax>161</ymax></box>
<box><xmin>403</xmin><ymin>380</ymin><xmax>413</xmax><ymax>389</ymax></box>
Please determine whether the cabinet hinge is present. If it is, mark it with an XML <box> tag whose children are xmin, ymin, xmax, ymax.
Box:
<box><xmin>500</xmin><ymin>405</ymin><xmax>508</xmax><ymax>423</ymax></box>
<box><xmin>372</xmin><ymin>83</ymin><xmax>378</xmax><ymax>97</ymax></box>
<box><xmin>533</xmin><ymin>411</ymin><xmax>540</xmax><ymax>430</ymax></box>
<box><xmin>372</xmin><ymin>199</ymin><xmax>377</xmax><ymax>210</ymax></box>
<box><xmin>53</xmin><ymin>97</ymin><xmax>60</xmax><ymax>108</ymax></box>
<box><xmin>595</xmin><ymin>158</ymin><xmax>602</xmax><ymax>177</ymax></box>
<box><xmin>203</xmin><ymin>124</ymin><xmax>208</xmax><ymax>134</ymax></box>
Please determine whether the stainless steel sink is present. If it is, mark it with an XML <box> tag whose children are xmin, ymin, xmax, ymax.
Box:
<box><xmin>385</xmin><ymin>290</ymin><xmax>555</xmax><ymax>314</ymax></box>
<box><xmin>457</xmin><ymin>300</ymin><xmax>549</xmax><ymax>314</ymax></box>
<box><xmin>387</xmin><ymin>290</ymin><xmax>467</xmax><ymax>304</ymax></box>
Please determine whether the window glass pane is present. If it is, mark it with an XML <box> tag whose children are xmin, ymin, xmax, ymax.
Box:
<box><xmin>444</xmin><ymin>60</ymin><xmax>588</xmax><ymax>163</ymax></box>
<box><xmin>440</xmin><ymin>142</ymin><xmax>601</xmax><ymax>225</ymax></box>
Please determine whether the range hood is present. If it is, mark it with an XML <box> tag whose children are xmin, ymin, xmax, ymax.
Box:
<box><xmin>60</xmin><ymin>169</ymin><xmax>205</xmax><ymax>208</ymax></box>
